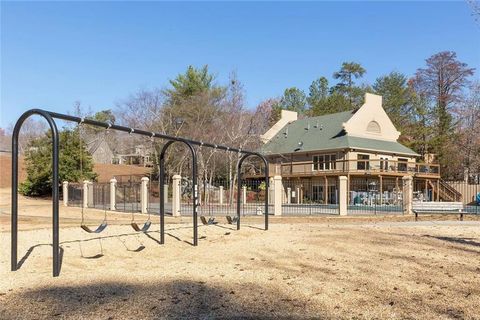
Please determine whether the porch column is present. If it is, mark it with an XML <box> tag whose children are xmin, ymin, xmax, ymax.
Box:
<box><xmin>172</xmin><ymin>175</ymin><xmax>181</xmax><ymax>217</ymax></box>
<box><xmin>339</xmin><ymin>176</ymin><xmax>348</xmax><ymax>216</ymax></box>
<box><xmin>273</xmin><ymin>175</ymin><xmax>282</xmax><ymax>216</ymax></box>
<box><xmin>62</xmin><ymin>181</ymin><xmax>69</xmax><ymax>206</ymax></box>
<box><xmin>379</xmin><ymin>175</ymin><xmax>383</xmax><ymax>205</ymax></box>
<box><xmin>296</xmin><ymin>187</ymin><xmax>300</xmax><ymax>204</ymax></box>
<box><xmin>402</xmin><ymin>175</ymin><xmax>413</xmax><ymax>215</ymax></box>
<box><xmin>324</xmin><ymin>176</ymin><xmax>328</xmax><ymax>204</ymax></box>
<box><xmin>242</xmin><ymin>186</ymin><xmax>247</xmax><ymax>204</ymax></box>
<box><xmin>110</xmin><ymin>178</ymin><xmax>117</xmax><ymax>210</ymax></box>
<box><xmin>287</xmin><ymin>187</ymin><xmax>291</xmax><ymax>204</ymax></box>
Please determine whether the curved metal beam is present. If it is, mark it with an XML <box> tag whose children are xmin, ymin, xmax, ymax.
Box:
<box><xmin>11</xmin><ymin>109</ymin><xmax>61</xmax><ymax>277</ymax></box>
<box><xmin>236</xmin><ymin>153</ymin><xmax>270</xmax><ymax>231</ymax></box>
<box><xmin>159</xmin><ymin>140</ymin><xmax>198</xmax><ymax>246</ymax></box>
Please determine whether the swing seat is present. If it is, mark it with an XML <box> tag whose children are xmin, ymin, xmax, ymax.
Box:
<box><xmin>131</xmin><ymin>221</ymin><xmax>152</xmax><ymax>232</ymax></box>
<box><xmin>200</xmin><ymin>216</ymin><xmax>217</xmax><ymax>225</ymax></box>
<box><xmin>81</xmin><ymin>221</ymin><xmax>108</xmax><ymax>234</ymax></box>
<box><xmin>226</xmin><ymin>215</ymin><xmax>239</xmax><ymax>225</ymax></box>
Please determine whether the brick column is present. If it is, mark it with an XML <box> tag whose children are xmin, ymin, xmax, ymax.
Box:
<box><xmin>219</xmin><ymin>186</ymin><xmax>224</xmax><ymax>205</ymax></box>
<box><xmin>172</xmin><ymin>175</ymin><xmax>181</xmax><ymax>217</ymax></box>
<box><xmin>110</xmin><ymin>178</ymin><xmax>117</xmax><ymax>210</ymax></box>
<box><xmin>339</xmin><ymin>176</ymin><xmax>348</xmax><ymax>216</ymax></box>
<box><xmin>62</xmin><ymin>181</ymin><xmax>68</xmax><ymax>206</ymax></box>
<box><xmin>140</xmin><ymin>177</ymin><xmax>149</xmax><ymax>214</ymax></box>
<box><xmin>273</xmin><ymin>175</ymin><xmax>282</xmax><ymax>216</ymax></box>
<box><xmin>402</xmin><ymin>175</ymin><xmax>413</xmax><ymax>215</ymax></box>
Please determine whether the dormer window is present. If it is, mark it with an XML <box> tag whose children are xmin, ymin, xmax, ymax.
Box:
<box><xmin>366</xmin><ymin>121</ymin><xmax>381</xmax><ymax>134</ymax></box>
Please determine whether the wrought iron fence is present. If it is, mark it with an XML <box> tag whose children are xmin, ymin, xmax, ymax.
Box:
<box><xmin>116</xmin><ymin>182</ymin><xmax>141</xmax><ymax>213</ymax></box>
<box><xmin>180</xmin><ymin>177</ymin><xmax>271</xmax><ymax>217</ymax></box>
<box><xmin>348</xmin><ymin>177</ymin><xmax>403</xmax><ymax>215</ymax></box>
<box><xmin>281</xmin><ymin>178</ymin><xmax>339</xmax><ymax>215</ymax></box>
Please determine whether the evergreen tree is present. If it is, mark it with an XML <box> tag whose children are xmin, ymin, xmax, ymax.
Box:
<box><xmin>373</xmin><ymin>72</ymin><xmax>412</xmax><ymax>128</ymax></box>
<box><xmin>19</xmin><ymin>128</ymin><xmax>96</xmax><ymax>196</ymax></box>
<box><xmin>333</xmin><ymin>62</ymin><xmax>366</xmax><ymax>107</ymax></box>
<box><xmin>279</xmin><ymin>87</ymin><xmax>307</xmax><ymax>113</ymax></box>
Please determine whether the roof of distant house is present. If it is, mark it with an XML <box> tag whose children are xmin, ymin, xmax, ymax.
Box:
<box><xmin>260</xmin><ymin>110</ymin><xmax>419</xmax><ymax>157</ymax></box>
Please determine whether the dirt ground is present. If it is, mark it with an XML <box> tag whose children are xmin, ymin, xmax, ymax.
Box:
<box><xmin>1</xmin><ymin>188</ymin><xmax>479</xmax><ymax>319</ymax></box>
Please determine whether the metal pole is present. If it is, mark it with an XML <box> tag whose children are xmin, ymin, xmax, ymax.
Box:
<box><xmin>236</xmin><ymin>161</ymin><xmax>242</xmax><ymax>231</ymax></box>
<box><xmin>11</xmin><ymin>109</ymin><xmax>60</xmax><ymax>277</ymax></box>
<box><xmin>159</xmin><ymin>155</ymin><xmax>165</xmax><ymax>244</ymax></box>
<box><xmin>159</xmin><ymin>140</ymin><xmax>198</xmax><ymax>246</ymax></box>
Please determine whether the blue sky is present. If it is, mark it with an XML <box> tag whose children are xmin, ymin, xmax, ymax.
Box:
<box><xmin>1</xmin><ymin>1</ymin><xmax>479</xmax><ymax>128</ymax></box>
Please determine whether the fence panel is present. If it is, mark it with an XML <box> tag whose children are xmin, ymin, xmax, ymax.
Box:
<box><xmin>348</xmin><ymin>177</ymin><xmax>403</xmax><ymax>215</ymax></box>
<box><xmin>282</xmin><ymin>178</ymin><xmax>339</xmax><ymax>215</ymax></box>
<box><xmin>179</xmin><ymin>177</ymin><xmax>271</xmax><ymax>217</ymax></box>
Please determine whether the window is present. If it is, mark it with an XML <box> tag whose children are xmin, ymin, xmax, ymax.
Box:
<box><xmin>357</xmin><ymin>154</ymin><xmax>370</xmax><ymax>170</ymax></box>
<box><xmin>366</xmin><ymin>121</ymin><xmax>381</xmax><ymax>134</ymax></box>
<box><xmin>398</xmin><ymin>158</ymin><xmax>408</xmax><ymax>172</ymax></box>
<box><xmin>312</xmin><ymin>185</ymin><xmax>324</xmax><ymax>202</ymax></box>
<box><xmin>380</xmin><ymin>157</ymin><xmax>389</xmax><ymax>171</ymax></box>
<box><xmin>313</xmin><ymin>154</ymin><xmax>337</xmax><ymax>171</ymax></box>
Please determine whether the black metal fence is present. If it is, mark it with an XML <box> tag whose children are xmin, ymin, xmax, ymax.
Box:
<box><xmin>348</xmin><ymin>177</ymin><xmax>403</xmax><ymax>215</ymax></box>
<box><xmin>180</xmin><ymin>178</ymin><xmax>271</xmax><ymax>217</ymax></box>
<box><xmin>67</xmin><ymin>182</ymin><xmax>112</xmax><ymax>210</ymax></box>
<box><xmin>281</xmin><ymin>178</ymin><xmax>339</xmax><ymax>215</ymax></box>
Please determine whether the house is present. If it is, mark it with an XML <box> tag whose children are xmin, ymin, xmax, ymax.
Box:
<box><xmin>258</xmin><ymin>93</ymin><xmax>460</xmax><ymax>204</ymax></box>
<box><xmin>114</xmin><ymin>144</ymin><xmax>153</xmax><ymax>167</ymax></box>
<box><xmin>86</xmin><ymin>138</ymin><xmax>115</xmax><ymax>164</ymax></box>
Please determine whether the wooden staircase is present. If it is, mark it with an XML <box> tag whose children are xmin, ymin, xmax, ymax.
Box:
<box><xmin>429</xmin><ymin>179</ymin><xmax>462</xmax><ymax>202</ymax></box>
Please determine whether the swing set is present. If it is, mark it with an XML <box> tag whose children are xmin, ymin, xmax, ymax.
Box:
<box><xmin>10</xmin><ymin>109</ymin><xmax>269</xmax><ymax>277</ymax></box>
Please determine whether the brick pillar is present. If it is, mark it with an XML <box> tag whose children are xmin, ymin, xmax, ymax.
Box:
<box><xmin>273</xmin><ymin>175</ymin><xmax>282</xmax><ymax>216</ymax></box>
<box><xmin>172</xmin><ymin>175</ymin><xmax>181</xmax><ymax>217</ymax></box>
<box><xmin>164</xmin><ymin>184</ymin><xmax>169</xmax><ymax>205</ymax></box>
<box><xmin>83</xmin><ymin>180</ymin><xmax>90</xmax><ymax>208</ymax></box>
<box><xmin>402</xmin><ymin>175</ymin><xmax>413</xmax><ymax>215</ymax></box>
<box><xmin>140</xmin><ymin>177</ymin><xmax>149</xmax><ymax>214</ymax></box>
<box><xmin>219</xmin><ymin>186</ymin><xmax>224</xmax><ymax>205</ymax></box>
<box><xmin>110</xmin><ymin>178</ymin><xmax>117</xmax><ymax>210</ymax></box>
<box><xmin>339</xmin><ymin>176</ymin><xmax>348</xmax><ymax>216</ymax></box>
<box><xmin>62</xmin><ymin>181</ymin><xmax>68</xmax><ymax>206</ymax></box>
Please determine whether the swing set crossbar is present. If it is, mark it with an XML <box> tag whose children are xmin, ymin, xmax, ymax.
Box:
<box><xmin>10</xmin><ymin>108</ymin><xmax>270</xmax><ymax>277</ymax></box>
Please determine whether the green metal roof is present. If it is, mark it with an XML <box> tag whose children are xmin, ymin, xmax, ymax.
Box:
<box><xmin>260</xmin><ymin>110</ymin><xmax>419</xmax><ymax>157</ymax></box>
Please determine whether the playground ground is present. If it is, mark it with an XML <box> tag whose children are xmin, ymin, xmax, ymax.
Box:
<box><xmin>1</xmin><ymin>188</ymin><xmax>479</xmax><ymax>319</ymax></box>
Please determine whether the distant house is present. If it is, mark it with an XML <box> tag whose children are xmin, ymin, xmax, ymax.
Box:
<box><xmin>257</xmin><ymin>93</ymin><xmax>460</xmax><ymax>203</ymax></box>
<box><xmin>86</xmin><ymin>138</ymin><xmax>115</xmax><ymax>164</ymax></box>
<box><xmin>114</xmin><ymin>144</ymin><xmax>153</xmax><ymax>167</ymax></box>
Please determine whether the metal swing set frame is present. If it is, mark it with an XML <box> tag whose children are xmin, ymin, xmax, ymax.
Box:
<box><xmin>11</xmin><ymin>109</ymin><xmax>270</xmax><ymax>277</ymax></box>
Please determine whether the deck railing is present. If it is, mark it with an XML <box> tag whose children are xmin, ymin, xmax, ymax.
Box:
<box><xmin>269</xmin><ymin>159</ymin><xmax>440</xmax><ymax>177</ymax></box>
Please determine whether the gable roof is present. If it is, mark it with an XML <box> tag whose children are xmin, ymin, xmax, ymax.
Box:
<box><xmin>260</xmin><ymin>110</ymin><xmax>419</xmax><ymax>157</ymax></box>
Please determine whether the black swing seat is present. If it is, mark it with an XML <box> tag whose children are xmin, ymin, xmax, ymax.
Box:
<box><xmin>200</xmin><ymin>216</ymin><xmax>217</xmax><ymax>225</ymax></box>
<box><xmin>81</xmin><ymin>221</ymin><xmax>108</xmax><ymax>233</ymax></box>
<box><xmin>225</xmin><ymin>215</ymin><xmax>239</xmax><ymax>225</ymax></box>
<box><xmin>131</xmin><ymin>221</ymin><xmax>152</xmax><ymax>232</ymax></box>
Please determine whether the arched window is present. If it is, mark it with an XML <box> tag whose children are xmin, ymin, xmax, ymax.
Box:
<box><xmin>366</xmin><ymin>121</ymin><xmax>381</xmax><ymax>134</ymax></box>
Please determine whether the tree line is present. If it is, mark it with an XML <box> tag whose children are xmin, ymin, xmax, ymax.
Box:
<box><xmin>269</xmin><ymin>51</ymin><xmax>479</xmax><ymax>180</ymax></box>
<box><xmin>11</xmin><ymin>51</ymin><xmax>480</xmax><ymax>196</ymax></box>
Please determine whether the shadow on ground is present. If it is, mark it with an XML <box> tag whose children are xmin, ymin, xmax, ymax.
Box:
<box><xmin>423</xmin><ymin>235</ymin><xmax>480</xmax><ymax>248</ymax></box>
<box><xmin>0</xmin><ymin>280</ymin><xmax>327</xmax><ymax>319</ymax></box>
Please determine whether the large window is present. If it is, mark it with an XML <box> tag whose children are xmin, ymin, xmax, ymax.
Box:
<box><xmin>313</xmin><ymin>154</ymin><xmax>337</xmax><ymax>171</ymax></box>
<box><xmin>398</xmin><ymin>158</ymin><xmax>408</xmax><ymax>172</ymax></box>
<box><xmin>357</xmin><ymin>154</ymin><xmax>370</xmax><ymax>170</ymax></box>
